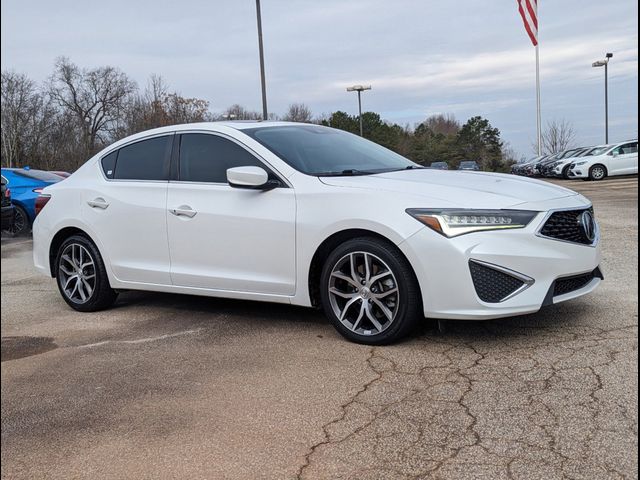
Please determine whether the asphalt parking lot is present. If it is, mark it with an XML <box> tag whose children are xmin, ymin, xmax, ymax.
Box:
<box><xmin>1</xmin><ymin>177</ymin><xmax>638</xmax><ymax>480</ymax></box>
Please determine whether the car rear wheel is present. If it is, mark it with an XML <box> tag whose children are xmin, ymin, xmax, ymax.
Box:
<box><xmin>320</xmin><ymin>237</ymin><xmax>422</xmax><ymax>345</ymax></box>
<box><xmin>589</xmin><ymin>164</ymin><xmax>607</xmax><ymax>181</ymax></box>
<box><xmin>55</xmin><ymin>235</ymin><xmax>118</xmax><ymax>312</ymax></box>
<box><xmin>3</xmin><ymin>205</ymin><xmax>30</xmax><ymax>237</ymax></box>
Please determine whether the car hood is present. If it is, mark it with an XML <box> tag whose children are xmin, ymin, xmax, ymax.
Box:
<box><xmin>319</xmin><ymin>169</ymin><xmax>582</xmax><ymax>209</ymax></box>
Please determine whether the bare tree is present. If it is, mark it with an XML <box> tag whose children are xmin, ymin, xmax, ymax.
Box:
<box><xmin>421</xmin><ymin>114</ymin><xmax>460</xmax><ymax>136</ymax></box>
<box><xmin>538</xmin><ymin>119</ymin><xmax>576</xmax><ymax>154</ymax></box>
<box><xmin>223</xmin><ymin>104</ymin><xmax>262</xmax><ymax>120</ymax></box>
<box><xmin>1</xmin><ymin>71</ymin><xmax>42</xmax><ymax>167</ymax></box>
<box><xmin>48</xmin><ymin>57</ymin><xmax>136</xmax><ymax>156</ymax></box>
<box><xmin>282</xmin><ymin>103</ymin><xmax>313</xmax><ymax>123</ymax></box>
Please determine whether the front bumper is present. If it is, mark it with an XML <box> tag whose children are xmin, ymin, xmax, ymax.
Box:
<box><xmin>1</xmin><ymin>205</ymin><xmax>15</xmax><ymax>230</ymax></box>
<box><xmin>399</xmin><ymin>211</ymin><xmax>602</xmax><ymax>320</ymax></box>
<box><xmin>568</xmin><ymin>167</ymin><xmax>588</xmax><ymax>178</ymax></box>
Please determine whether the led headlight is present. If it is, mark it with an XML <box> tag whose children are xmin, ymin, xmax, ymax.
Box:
<box><xmin>406</xmin><ymin>209</ymin><xmax>539</xmax><ymax>237</ymax></box>
<box><xmin>574</xmin><ymin>161</ymin><xmax>587</xmax><ymax>166</ymax></box>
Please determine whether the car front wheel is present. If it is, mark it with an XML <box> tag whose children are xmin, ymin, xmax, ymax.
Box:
<box><xmin>55</xmin><ymin>234</ymin><xmax>118</xmax><ymax>312</ymax></box>
<box><xmin>589</xmin><ymin>164</ymin><xmax>607</xmax><ymax>181</ymax></box>
<box><xmin>320</xmin><ymin>237</ymin><xmax>422</xmax><ymax>345</ymax></box>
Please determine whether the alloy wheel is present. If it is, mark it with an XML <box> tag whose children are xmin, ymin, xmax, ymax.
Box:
<box><xmin>328</xmin><ymin>251</ymin><xmax>399</xmax><ymax>335</ymax></box>
<box><xmin>592</xmin><ymin>166</ymin><xmax>606</xmax><ymax>180</ymax></box>
<box><xmin>58</xmin><ymin>243</ymin><xmax>96</xmax><ymax>304</ymax></box>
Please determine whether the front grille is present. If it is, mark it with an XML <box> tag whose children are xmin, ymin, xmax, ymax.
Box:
<box><xmin>539</xmin><ymin>207</ymin><xmax>594</xmax><ymax>245</ymax></box>
<box><xmin>469</xmin><ymin>261</ymin><xmax>527</xmax><ymax>303</ymax></box>
<box><xmin>554</xmin><ymin>268</ymin><xmax>601</xmax><ymax>296</ymax></box>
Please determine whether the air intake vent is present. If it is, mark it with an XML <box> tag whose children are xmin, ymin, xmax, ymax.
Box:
<box><xmin>554</xmin><ymin>268</ymin><xmax>603</xmax><ymax>297</ymax></box>
<box><xmin>469</xmin><ymin>260</ymin><xmax>533</xmax><ymax>303</ymax></box>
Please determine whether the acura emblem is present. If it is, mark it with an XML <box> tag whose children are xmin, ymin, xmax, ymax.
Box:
<box><xmin>579</xmin><ymin>211</ymin><xmax>597</xmax><ymax>242</ymax></box>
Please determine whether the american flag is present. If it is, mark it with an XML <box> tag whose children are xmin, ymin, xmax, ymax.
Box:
<box><xmin>517</xmin><ymin>0</ymin><xmax>538</xmax><ymax>46</ymax></box>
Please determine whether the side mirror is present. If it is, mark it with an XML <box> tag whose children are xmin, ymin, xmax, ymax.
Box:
<box><xmin>612</xmin><ymin>151</ymin><xmax>619</xmax><ymax>157</ymax></box>
<box><xmin>227</xmin><ymin>166</ymin><xmax>279</xmax><ymax>190</ymax></box>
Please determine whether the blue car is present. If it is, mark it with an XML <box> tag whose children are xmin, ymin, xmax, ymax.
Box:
<box><xmin>1</xmin><ymin>168</ymin><xmax>63</xmax><ymax>236</ymax></box>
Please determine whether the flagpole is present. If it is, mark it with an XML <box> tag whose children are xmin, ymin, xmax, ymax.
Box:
<box><xmin>535</xmin><ymin>44</ymin><xmax>542</xmax><ymax>155</ymax></box>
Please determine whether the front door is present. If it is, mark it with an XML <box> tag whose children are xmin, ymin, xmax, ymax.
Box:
<box><xmin>166</xmin><ymin>133</ymin><xmax>296</xmax><ymax>296</ymax></box>
<box><xmin>608</xmin><ymin>141</ymin><xmax>638</xmax><ymax>175</ymax></box>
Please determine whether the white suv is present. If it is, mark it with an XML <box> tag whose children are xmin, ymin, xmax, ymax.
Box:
<box><xmin>569</xmin><ymin>140</ymin><xmax>638</xmax><ymax>181</ymax></box>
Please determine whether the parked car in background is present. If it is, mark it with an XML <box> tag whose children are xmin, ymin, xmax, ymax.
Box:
<box><xmin>0</xmin><ymin>167</ymin><xmax>63</xmax><ymax>235</ymax></box>
<box><xmin>528</xmin><ymin>155</ymin><xmax>551</xmax><ymax>176</ymax></box>
<box><xmin>1</xmin><ymin>175</ymin><xmax>15</xmax><ymax>232</ymax></box>
<box><xmin>545</xmin><ymin>147</ymin><xmax>593</xmax><ymax>179</ymax></box>
<box><xmin>517</xmin><ymin>155</ymin><xmax>550</xmax><ymax>176</ymax></box>
<box><xmin>569</xmin><ymin>140</ymin><xmax>638</xmax><ymax>181</ymax></box>
<box><xmin>430</xmin><ymin>161</ymin><xmax>449</xmax><ymax>170</ymax></box>
<box><xmin>550</xmin><ymin>145</ymin><xmax>609</xmax><ymax>178</ymax></box>
<box><xmin>458</xmin><ymin>160</ymin><xmax>480</xmax><ymax>171</ymax></box>
<box><xmin>33</xmin><ymin>122</ymin><xmax>603</xmax><ymax>345</ymax></box>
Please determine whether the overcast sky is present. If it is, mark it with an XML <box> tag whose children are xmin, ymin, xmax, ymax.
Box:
<box><xmin>1</xmin><ymin>0</ymin><xmax>638</xmax><ymax>157</ymax></box>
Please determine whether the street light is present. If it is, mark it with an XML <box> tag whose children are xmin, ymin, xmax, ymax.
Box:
<box><xmin>346</xmin><ymin>85</ymin><xmax>371</xmax><ymax>136</ymax></box>
<box><xmin>592</xmin><ymin>52</ymin><xmax>613</xmax><ymax>143</ymax></box>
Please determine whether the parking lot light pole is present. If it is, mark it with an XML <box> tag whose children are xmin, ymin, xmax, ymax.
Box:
<box><xmin>346</xmin><ymin>85</ymin><xmax>371</xmax><ymax>136</ymax></box>
<box><xmin>255</xmin><ymin>0</ymin><xmax>268</xmax><ymax>121</ymax></box>
<box><xmin>592</xmin><ymin>53</ymin><xmax>613</xmax><ymax>144</ymax></box>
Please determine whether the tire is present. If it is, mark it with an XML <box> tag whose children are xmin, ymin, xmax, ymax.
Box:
<box><xmin>3</xmin><ymin>205</ymin><xmax>30</xmax><ymax>237</ymax></box>
<box><xmin>55</xmin><ymin>234</ymin><xmax>118</xmax><ymax>312</ymax></box>
<box><xmin>320</xmin><ymin>237</ymin><xmax>422</xmax><ymax>345</ymax></box>
<box><xmin>589</xmin><ymin>164</ymin><xmax>607</xmax><ymax>181</ymax></box>
<box><xmin>562</xmin><ymin>165</ymin><xmax>571</xmax><ymax>179</ymax></box>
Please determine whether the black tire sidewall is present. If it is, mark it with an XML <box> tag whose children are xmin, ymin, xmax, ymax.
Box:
<box><xmin>55</xmin><ymin>234</ymin><xmax>116</xmax><ymax>312</ymax></box>
<box><xmin>590</xmin><ymin>165</ymin><xmax>607</xmax><ymax>181</ymax></box>
<box><xmin>11</xmin><ymin>205</ymin><xmax>30</xmax><ymax>236</ymax></box>
<box><xmin>319</xmin><ymin>237</ymin><xmax>421</xmax><ymax>345</ymax></box>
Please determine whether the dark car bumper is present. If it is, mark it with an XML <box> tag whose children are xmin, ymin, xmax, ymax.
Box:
<box><xmin>1</xmin><ymin>205</ymin><xmax>15</xmax><ymax>230</ymax></box>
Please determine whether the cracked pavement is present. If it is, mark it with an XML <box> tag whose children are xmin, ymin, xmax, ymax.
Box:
<box><xmin>2</xmin><ymin>178</ymin><xmax>637</xmax><ymax>479</ymax></box>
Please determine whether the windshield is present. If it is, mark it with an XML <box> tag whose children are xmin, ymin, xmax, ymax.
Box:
<box><xmin>585</xmin><ymin>146</ymin><xmax>609</xmax><ymax>156</ymax></box>
<box><xmin>460</xmin><ymin>161</ymin><xmax>477</xmax><ymax>167</ymax></box>
<box><xmin>243</xmin><ymin>125</ymin><xmax>418</xmax><ymax>176</ymax></box>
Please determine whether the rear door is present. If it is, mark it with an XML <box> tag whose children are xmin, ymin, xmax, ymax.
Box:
<box><xmin>82</xmin><ymin>134</ymin><xmax>173</xmax><ymax>285</ymax></box>
<box><xmin>166</xmin><ymin>132</ymin><xmax>296</xmax><ymax>295</ymax></box>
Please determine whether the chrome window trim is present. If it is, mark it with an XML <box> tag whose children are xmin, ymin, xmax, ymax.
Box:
<box><xmin>535</xmin><ymin>204</ymin><xmax>599</xmax><ymax>248</ymax></box>
<box><xmin>98</xmin><ymin>132</ymin><xmax>175</xmax><ymax>183</ymax></box>
<box><xmin>469</xmin><ymin>259</ymin><xmax>535</xmax><ymax>303</ymax></box>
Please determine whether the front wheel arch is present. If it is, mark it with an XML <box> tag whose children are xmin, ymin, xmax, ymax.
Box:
<box><xmin>308</xmin><ymin>228</ymin><xmax>423</xmax><ymax>310</ymax></box>
<box><xmin>589</xmin><ymin>164</ymin><xmax>608</xmax><ymax>181</ymax></box>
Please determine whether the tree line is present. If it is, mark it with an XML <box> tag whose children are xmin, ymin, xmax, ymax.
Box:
<box><xmin>1</xmin><ymin>58</ymin><xmax>520</xmax><ymax>173</ymax></box>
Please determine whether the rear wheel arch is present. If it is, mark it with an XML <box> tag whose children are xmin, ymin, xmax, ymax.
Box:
<box><xmin>49</xmin><ymin>227</ymin><xmax>101</xmax><ymax>277</ymax></box>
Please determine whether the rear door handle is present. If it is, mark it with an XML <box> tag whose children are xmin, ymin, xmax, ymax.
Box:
<box><xmin>170</xmin><ymin>206</ymin><xmax>197</xmax><ymax>218</ymax></box>
<box><xmin>87</xmin><ymin>198</ymin><xmax>109</xmax><ymax>209</ymax></box>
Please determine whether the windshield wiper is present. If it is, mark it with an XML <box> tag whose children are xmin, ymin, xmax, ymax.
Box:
<box><xmin>316</xmin><ymin>169</ymin><xmax>378</xmax><ymax>177</ymax></box>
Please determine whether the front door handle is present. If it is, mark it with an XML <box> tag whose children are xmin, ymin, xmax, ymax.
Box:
<box><xmin>87</xmin><ymin>198</ymin><xmax>109</xmax><ymax>209</ymax></box>
<box><xmin>170</xmin><ymin>206</ymin><xmax>197</xmax><ymax>218</ymax></box>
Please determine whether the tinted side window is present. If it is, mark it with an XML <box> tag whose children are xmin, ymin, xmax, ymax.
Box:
<box><xmin>101</xmin><ymin>151</ymin><xmax>117</xmax><ymax>179</ymax></box>
<box><xmin>620</xmin><ymin>142</ymin><xmax>638</xmax><ymax>155</ymax></box>
<box><xmin>179</xmin><ymin>133</ymin><xmax>269</xmax><ymax>183</ymax></box>
<box><xmin>113</xmin><ymin>135</ymin><xmax>172</xmax><ymax>180</ymax></box>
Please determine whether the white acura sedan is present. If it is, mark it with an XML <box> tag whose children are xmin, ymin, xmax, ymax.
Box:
<box><xmin>33</xmin><ymin>123</ymin><xmax>603</xmax><ymax>344</ymax></box>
